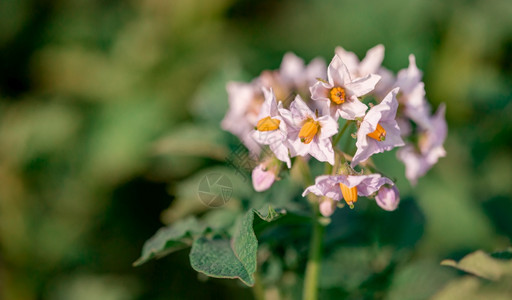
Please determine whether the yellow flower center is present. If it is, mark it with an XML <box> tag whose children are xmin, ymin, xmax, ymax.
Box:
<box><xmin>299</xmin><ymin>118</ymin><xmax>320</xmax><ymax>144</ymax></box>
<box><xmin>339</xmin><ymin>183</ymin><xmax>357</xmax><ymax>207</ymax></box>
<box><xmin>256</xmin><ymin>116</ymin><xmax>281</xmax><ymax>131</ymax></box>
<box><xmin>367</xmin><ymin>123</ymin><xmax>387</xmax><ymax>141</ymax></box>
<box><xmin>329</xmin><ymin>87</ymin><xmax>346</xmax><ymax>104</ymax></box>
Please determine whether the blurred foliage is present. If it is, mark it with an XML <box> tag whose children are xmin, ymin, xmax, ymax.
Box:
<box><xmin>0</xmin><ymin>0</ymin><xmax>511</xmax><ymax>299</ymax></box>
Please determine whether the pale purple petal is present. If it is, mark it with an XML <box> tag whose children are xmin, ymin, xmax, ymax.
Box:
<box><xmin>310</xmin><ymin>80</ymin><xmax>332</xmax><ymax>102</ymax></box>
<box><xmin>374</xmin><ymin>67</ymin><xmax>396</xmax><ymax>100</ymax></box>
<box><xmin>317</xmin><ymin>115</ymin><xmax>338</xmax><ymax>139</ymax></box>
<box><xmin>305</xmin><ymin>58</ymin><xmax>327</xmax><ymax>86</ymax></box>
<box><xmin>335</xmin><ymin>44</ymin><xmax>384</xmax><ymax>79</ymax></box>
<box><xmin>257</xmin><ymin>87</ymin><xmax>279</xmax><ymax>118</ymax></box>
<box><xmin>395</xmin><ymin>54</ymin><xmax>422</xmax><ymax>94</ymax></box>
<box><xmin>278</xmin><ymin>106</ymin><xmax>293</xmax><ymax>125</ymax></box>
<box><xmin>283</xmin><ymin>126</ymin><xmax>301</xmax><ymax>157</ymax></box>
<box><xmin>396</xmin><ymin>117</ymin><xmax>412</xmax><ymax>137</ymax></box>
<box><xmin>222</xmin><ymin>81</ymin><xmax>264</xmax><ymax>154</ymax></box>
<box><xmin>354</xmin><ymin>175</ymin><xmax>392</xmax><ymax>196</ymax></box>
<box><xmin>345</xmin><ymin>73</ymin><xmax>381</xmax><ymax>97</ymax></box>
<box><xmin>252</xmin><ymin>127</ymin><xmax>284</xmax><ymax>145</ymax></box>
<box><xmin>396</xmin><ymin>145</ymin><xmax>424</xmax><ymax>185</ymax></box>
<box><xmin>303</xmin><ymin>174</ymin><xmax>392</xmax><ymax>202</ymax></box>
<box><xmin>334</xmin><ymin>46</ymin><xmax>360</xmax><ymax>75</ymax></box>
<box><xmin>335</xmin><ymin>174</ymin><xmax>374</xmax><ymax>188</ymax></box>
<box><xmin>379</xmin><ymin>121</ymin><xmax>405</xmax><ymax>148</ymax></box>
<box><xmin>351</xmin><ymin>121</ymin><xmax>404</xmax><ymax>168</ymax></box>
<box><xmin>359</xmin><ymin>44</ymin><xmax>385</xmax><ymax>76</ymax></box>
<box><xmin>336</xmin><ymin>96</ymin><xmax>368</xmax><ymax>120</ymax></box>
<box><xmin>328</xmin><ymin>55</ymin><xmax>351</xmax><ymax>86</ymax></box>
<box><xmin>224</xmin><ymin>82</ymin><xmax>255</xmax><ymax>116</ymax></box>
<box><xmin>283</xmin><ymin>94</ymin><xmax>338</xmax><ymax>165</ymax></box>
<box><xmin>269</xmin><ymin>142</ymin><xmax>292</xmax><ymax>168</ymax></box>
<box><xmin>289</xmin><ymin>95</ymin><xmax>314</xmax><ymax>123</ymax></box>
<box><xmin>351</xmin><ymin>88</ymin><xmax>404</xmax><ymax>167</ymax></box>
<box><xmin>280</xmin><ymin>52</ymin><xmax>305</xmax><ymax>86</ymax></box>
<box><xmin>397</xmin><ymin>104</ymin><xmax>447</xmax><ymax>185</ymax></box>
<box><xmin>403</xmin><ymin>83</ymin><xmax>431</xmax><ymax>129</ymax></box>
<box><xmin>302</xmin><ymin>175</ymin><xmax>342</xmax><ymax>200</ymax></box>
<box><xmin>350</xmin><ymin>135</ymin><xmax>374</xmax><ymax>167</ymax></box>
<box><xmin>419</xmin><ymin>103</ymin><xmax>447</xmax><ymax>153</ymax></box>
<box><xmin>378</xmin><ymin>88</ymin><xmax>400</xmax><ymax>121</ymax></box>
<box><xmin>311</xmin><ymin>137</ymin><xmax>335</xmax><ymax>165</ymax></box>
<box><xmin>252</xmin><ymin>128</ymin><xmax>291</xmax><ymax>168</ymax></box>
<box><xmin>309</xmin><ymin>99</ymin><xmax>331</xmax><ymax>117</ymax></box>
<box><xmin>375</xmin><ymin>185</ymin><xmax>400</xmax><ymax>211</ymax></box>
<box><xmin>425</xmin><ymin>145</ymin><xmax>446</xmax><ymax>166</ymax></box>
<box><xmin>336</xmin><ymin>174</ymin><xmax>391</xmax><ymax>195</ymax></box>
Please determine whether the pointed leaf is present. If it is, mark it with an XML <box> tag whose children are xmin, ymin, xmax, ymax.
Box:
<box><xmin>133</xmin><ymin>216</ymin><xmax>204</xmax><ymax>266</ymax></box>
<box><xmin>189</xmin><ymin>206</ymin><xmax>284</xmax><ymax>286</ymax></box>
<box><xmin>190</xmin><ymin>237</ymin><xmax>254</xmax><ymax>285</ymax></box>
<box><xmin>441</xmin><ymin>249</ymin><xmax>512</xmax><ymax>281</ymax></box>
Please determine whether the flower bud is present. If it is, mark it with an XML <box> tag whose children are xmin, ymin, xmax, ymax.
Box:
<box><xmin>375</xmin><ymin>185</ymin><xmax>400</xmax><ymax>211</ymax></box>
<box><xmin>252</xmin><ymin>164</ymin><xmax>276</xmax><ymax>192</ymax></box>
<box><xmin>319</xmin><ymin>197</ymin><xmax>336</xmax><ymax>217</ymax></box>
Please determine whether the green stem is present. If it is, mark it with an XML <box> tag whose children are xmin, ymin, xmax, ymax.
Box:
<box><xmin>298</xmin><ymin>157</ymin><xmax>314</xmax><ymax>186</ymax></box>
<box><xmin>302</xmin><ymin>204</ymin><xmax>325</xmax><ymax>300</ymax></box>
<box><xmin>332</xmin><ymin>120</ymin><xmax>352</xmax><ymax>146</ymax></box>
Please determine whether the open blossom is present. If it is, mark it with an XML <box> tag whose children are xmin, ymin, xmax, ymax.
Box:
<box><xmin>221</xmin><ymin>81</ymin><xmax>264</xmax><ymax>154</ymax></box>
<box><xmin>251</xmin><ymin>88</ymin><xmax>291</xmax><ymax>167</ymax></box>
<box><xmin>279</xmin><ymin>95</ymin><xmax>338</xmax><ymax>165</ymax></box>
<box><xmin>302</xmin><ymin>173</ymin><xmax>393</xmax><ymax>207</ymax></box>
<box><xmin>374</xmin><ymin>67</ymin><xmax>397</xmax><ymax>101</ymax></box>
<box><xmin>351</xmin><ymin>88</ymin><xmax>405</xmax><ymax>168</ymax></box>
<box><xmin>395</xmin><ymin>55</ymin><xmax>431</xmax><ymax>129</ymax></box>
<box><xmin>335</xmin><ymin>44</ymin><xmax>384</xmax><ymax>79</ymax></box>
<box><xmin>260</xmin><ymin>53</ymin><xmax>326</xmax><ymax>103</ymax></box>
<box><xmin>375</xmin><ymin>185</ymin><xmax>400</xmax><ymax>211</ymax></box>
<box><xmin>279</xmin><ymin>52</ymin><xmax>327</xmax><ymax>93</ymax></box>
<box><xmin>397</xmin><ymin>104</ymin><xmax>447</xmax><ymax>185</ymax></box>
<box><xmin>222</xmin><ymin>53</ymin><xmax>326</xmax><ymax>155</ymax></box>
<box><xmin>310</xmin><ymin>55</ymin><xmax>380</xmax><ymax>120</ymax></box>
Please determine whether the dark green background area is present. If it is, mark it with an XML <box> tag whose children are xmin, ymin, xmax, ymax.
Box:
<box><xmin>1</xmin><ymin>0</ymin><xmax>511</xmax><ymax>299</ymax></box>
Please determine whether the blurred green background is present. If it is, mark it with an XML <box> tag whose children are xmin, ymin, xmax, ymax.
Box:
<box><xmin>1</xmin><ymin>0</ymin><xmax>512</xmax><ymax>299</ymax></box>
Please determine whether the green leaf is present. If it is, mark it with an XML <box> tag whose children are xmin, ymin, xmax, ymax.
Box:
<box><xmin>432</xmin><ymin>276</ymin><xmax>512</xmax><ymax>300</ymax></box>
<box><xmin>190</xmin><ymin>237</ymin><xmax>255</xmax><ymax>285</ymax></box>
<box><xmin>189</xmin><ymin>206</ymin><xmax>283</xmax><ymax>286</ymax></box>
<box><xmin>232</xmin><ymin>209</ymin><xmax>257</xmax><ymax>279</ymax></box>
<box><xmin>441</xmin><ymin>249</ymin><xmax>512</xmax><ymax>281</ymax></box>
<box><xmin>133</xmin><ymin>216</ymin><xmax>205</xmax><ymax>266</ymax></box>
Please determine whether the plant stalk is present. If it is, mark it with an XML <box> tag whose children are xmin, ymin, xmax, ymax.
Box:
<box><xmin>332</xmin><ymin>120</ymin><xmax>352</xmax><ymax>146</ymax></box>
<box><xmin>302</xmin><ymin>204</ymin><xmax>325</xmax><ymax>300</ymax></box>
